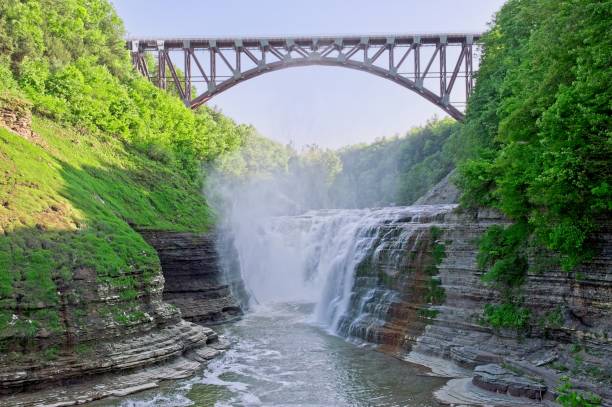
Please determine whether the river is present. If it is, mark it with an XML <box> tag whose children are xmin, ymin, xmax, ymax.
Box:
<box><xmin>103</xmin><ymin>302</ymin><xmax>447</xmax><ymax>407</ymax></box>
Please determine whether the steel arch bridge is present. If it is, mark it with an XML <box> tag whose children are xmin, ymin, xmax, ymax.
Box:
<box><xmin>128</xmin><ymin>33</ymin><xmax>481</xmax><ymax>121</ymax></box>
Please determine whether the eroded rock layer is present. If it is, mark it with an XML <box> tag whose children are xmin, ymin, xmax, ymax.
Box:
<box><xmin>0</xmin><ymin>257</ymin><xmax>221</xmax><ymax>400</ymax></box>
<box><xmin>140</xmin><ymin>231</ymin><xmax>243</xmax><ymax>325</ymax></box>
<box><xmin>339</xmin><ymin>207</ymin><xmax>611</xmax><ymax>403</ymax></box>
<box><xmin>0</xmin><ymin>229</ymin><xmax>243</xmax><ymax>405</ymax></box>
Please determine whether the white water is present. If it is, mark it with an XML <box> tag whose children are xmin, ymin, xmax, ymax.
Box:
<box><xmin>219</xmin><ymin>204</ymin><xmax>456</xmax><ymax>333</ymax></box>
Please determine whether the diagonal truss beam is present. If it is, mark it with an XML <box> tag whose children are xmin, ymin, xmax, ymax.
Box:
<box><xmin>128</xmin><ymin>33</ymin><xmax>480</xmax><ymax>120</ymax></box>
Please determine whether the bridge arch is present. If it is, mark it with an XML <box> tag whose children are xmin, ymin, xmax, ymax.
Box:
<box><xmin>128</xmin><ymin>34</ymin><xmax>480</xmax><ymax>121</ymax></box>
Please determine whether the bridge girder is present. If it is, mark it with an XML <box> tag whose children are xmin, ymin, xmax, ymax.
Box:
<box><xmin>128</xmin><ymin>34</ymin><xmax>480</xmax><ymax>121</ymax></box>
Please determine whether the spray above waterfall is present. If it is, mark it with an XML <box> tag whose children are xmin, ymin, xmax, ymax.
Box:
<box><xmin>210</xmin><ymin>170</ymin><xmax>456</xmax><ymax>333</ymax></box>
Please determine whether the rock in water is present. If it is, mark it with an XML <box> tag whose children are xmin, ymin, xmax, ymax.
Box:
<box><xmin>472</xmin><ymin>364</ymin><xmax>547</xmax><ymax>400</ymax></box>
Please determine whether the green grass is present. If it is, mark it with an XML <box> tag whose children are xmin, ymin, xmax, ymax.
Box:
<box><xmin>0</xmin><ymin>114</ymin><xmax>213</xmax><ymax>341</ymax></box>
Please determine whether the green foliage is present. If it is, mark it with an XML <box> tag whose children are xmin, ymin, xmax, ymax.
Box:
<box><xmin>539</xmin><ymin>307</ymin><xmax>564</xmax><ymax>330</ymax></box>
<box><xmin>0</xmin><ymin>0</ymin><xmax>243</xmax><ymax>181</ymax></box>
<box><xmin>212</xmin><ymin>118</ymin><xmax>461</xmax><ymax>211</ymax></box>
<box><xmin>330</xmin><ymin>118</ymin><xmax>460</xmax><ymax>208</ymax></box>
<box><xmin>0</xmin><ymin>0</ymin><xmax>247</xmax><ymax>345</ymax></box>
<box><xmin>417</xmin><ymin>308</ymin><xmax>439</xmax><ymax>319</ymax></box>
<box><xmin>430</xmin><ymin>226</ymin><xmax>443</xmax><ymax>242</ymax></box>
<box><xmin>556</xmin><ymin>377</ymin><xmax>602</xmax><ymax>407</ymax></box>
<box><xmin>431</xmin><ymin>243</ymin><xmax>446</xmax><ymax>265</ymax></box>
<box><xmin>477</xmin><ymin>223</ymin><xmax>529</xmax><ymax>291</ymax></box>
<box><xmin>213</xmin><ymin>127</ymin><xmax>289</xmax><ymax>179</ymax></box>
<box><xmin>43</xmin><ymin>345</ymin><xmax>59</xmax><ymax>361</ymax></box>
<box><xmin>212</xmin><ymin>132</ymin><xmax>343</xmax><ymax>210</ymax></box>
<box><xmin>425</xmin><ymin>278</ymin><xmax>445</xmax><ymax>304</ymax></box>
<box><xmin>457</xmin><ymin>0</ymin><xmax>612</xmax><ymax>271</ymax></box>
<box><xmin>483</xmin><ymin>303</ymin><xmax>531</xmax><ymax>330</ymax></box>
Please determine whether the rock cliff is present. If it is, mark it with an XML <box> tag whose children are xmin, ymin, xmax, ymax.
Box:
<box><xmin>0</xmin><ymin>230</ymin><xmax>240</xmax><ymax>406</ymax></box>
<box><xmin>140</xmin><ymin>231</ymin><xmax>243</xmax><ymax>325</ymax></box>
<box><xmin>414</xmin><ymin>210</ymin><xmax>611</xmax><ymax>404</ymax></box>
<box><xmin>337</xmin><ymin>203</ymin><xmax>611</xmax><ymax>405</ymax></box>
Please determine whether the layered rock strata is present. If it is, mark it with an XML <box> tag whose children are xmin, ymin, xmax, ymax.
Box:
<box><xmin>412</xmin><ymin>210</ymin><xmax>611</xmax><ymax>403</ymax></box>
<box><xmin>339</xmin><ymin>205</ymin><xmax>611</xmax><ymax>404</ymax></box>
<box><xmin>0</xmin><ymin>229</ymin><xmax>242</xmax><ymax>405</ymax></box>
<box><xmin>0</xmin><ymin>324</ymin><xmax>227</xmax><ymax>407</ymax></box>
<box><xmin>140</xmin><ymin>231</ymin><xmax>243</xmax><ymax>324</ymax></box>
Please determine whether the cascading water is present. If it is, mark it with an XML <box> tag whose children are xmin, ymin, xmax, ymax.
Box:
<box><xmin>219</xmin><ymin>203</ymin><xmax>456</xmax><ymax>337</ymax></box>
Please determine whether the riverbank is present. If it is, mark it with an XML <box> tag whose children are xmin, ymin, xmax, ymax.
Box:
<box><xmin>0</xmin><ymin>324</ymin><xmax>227</xmax><ymax>407</ymax></box>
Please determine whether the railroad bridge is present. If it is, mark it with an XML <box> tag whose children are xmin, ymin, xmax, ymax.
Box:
<box><xmin>128</xmin><ymin>33</ymin><xmax>481</xmax><ymax>121</ymax></box>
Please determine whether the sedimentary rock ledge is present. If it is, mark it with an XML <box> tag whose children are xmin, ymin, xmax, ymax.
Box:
<box><xmin>140</xmin><ymin>231</ymin><xmax>243</xmax><ymax>324</ymax></box>
<box><xmin>0</xmin><ymin>324</ymin><xmax>228</xmax><ymax>407</ymax></box>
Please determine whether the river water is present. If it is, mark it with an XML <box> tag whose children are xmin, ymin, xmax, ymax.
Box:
<box><xmin>110</xmin><ymin>302</ymin><xmax>447</xmax><ymax>407</ymax></box>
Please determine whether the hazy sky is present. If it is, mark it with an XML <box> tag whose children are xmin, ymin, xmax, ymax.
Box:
<box><xmin>112</xmin><ymin>0</ymin><xmax>506</xmax><ymax>148</ymax></box>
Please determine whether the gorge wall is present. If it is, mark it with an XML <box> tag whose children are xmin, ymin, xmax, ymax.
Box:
<box><xmin>140</xmin><ymin>231</ymin><xmax>243</xmax><ymax>325</ymax></box>
<box><xmin>0</xmin><ymin>86</ymin><xmax>240</xmax><ymax>405</ymax></box>
<box><xmin>333</xmin><ymin>206</ymin><xmax>611</xmax><ymax>404</ymax></box>
<box><xmin>0</xmin><ymin>229</ymin><xmax>239</xmax><ymax>406</ymax></box>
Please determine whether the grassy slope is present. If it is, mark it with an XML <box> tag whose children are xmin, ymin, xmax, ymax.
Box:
<box><xmin>0</xmin><ymin>114</ymin><xmax>212</xmax><ymax>337</ymax></box>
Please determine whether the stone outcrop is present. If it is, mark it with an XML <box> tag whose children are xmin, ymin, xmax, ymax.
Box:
<box><xmin>338</xmin><ymin>203</ymin><xmax>611</xmax><ymax>404</ymax></box>
<box><xmin>413</xmin><ymin>169</ymin><xmax>460</xmax><ymax>205</ymax></box>
<box><xmin>0</xmin><ymin>330</ymin><xmax>229</xmax><ymax>407</ymax></box>
<box><xmin>0</xmin><ymin>269</ymin><xmax>224</xmax><ymax>405</ymax></box>
<box><xmin>472</xmin><ymin>363</ymin><xmax>547</xmax><ymax>400</ymax></box>
<box><xmin>0</xmin><ymin>94</ymin><xmax>44</xmax><ymax>146</ymax></box>
<box><xmin>140</xmin><ymin>231</ymin><xmax>243</xmax><ymax>324</ymax></box>
<box><xmin>0</xmin><ymin>229</ymin><xmax>243</xmax><ymax>405</ymax></box>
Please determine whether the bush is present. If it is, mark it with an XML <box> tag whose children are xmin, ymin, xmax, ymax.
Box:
<box><xmin>477</xmin><ymin>223</ymin><xmax>529</xmax><ymax>291</ymax></box>
<box><xmin>483</xmin><ymin>303</ymin><xmax>531</xmax><ymax>330</ymax></box>
<box><xmin>556</xmin><ymin>377</ymin><xmax>601</xmax><ymax>407</ymax></box>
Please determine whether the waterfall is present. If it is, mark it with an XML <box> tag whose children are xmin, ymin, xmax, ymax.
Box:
<box><xmin>218</xmin><ymin>204</ymin><xmax>456</xmax><ymax>335</ymax></box>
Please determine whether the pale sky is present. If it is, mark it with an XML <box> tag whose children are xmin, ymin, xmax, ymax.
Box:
<box><xmin>112</xmin><ymin>0</ymin><xmax>506</xmax><ymax>148</ymax></box>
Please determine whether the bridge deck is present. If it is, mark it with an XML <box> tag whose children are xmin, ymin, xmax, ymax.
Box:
<box><xmin>128</xmin><ymin>33</ymin><xmax>482</xmax><ymax>50</ymax></box>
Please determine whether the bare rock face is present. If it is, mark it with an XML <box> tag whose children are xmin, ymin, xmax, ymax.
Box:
<box><xmin>413</xmin><ymin>170</ymin><xmax>460</xmax><ymax>205</ymax></box>
<box><xmin>140</xmin><ymin>231</ymin><xmax>243</xmax><ymax>325</ymax></box>
<box><xmin>473</xmin><ymin>364</ymin><xmax>547</xmax><ymax>400</ymax></box>
<box><xmin>0</xmin><ymin>95</ymin><xmax>44</xmax><ymax>146</ymax></box>
<box><xmin>339</xmin><ymin>205</ymin><xmax>611</xmax><ymax>403</ymax></box>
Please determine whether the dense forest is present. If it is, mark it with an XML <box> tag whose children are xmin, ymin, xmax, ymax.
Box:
<box><xmin>455</xmin><ymin>0</ymin><xmax>611</xmax><ymax>329</ymax></box>
<box><xmin>211</xmin><ymin>118</ymin><xmax>461</xmax><ymax>212</ymax></box>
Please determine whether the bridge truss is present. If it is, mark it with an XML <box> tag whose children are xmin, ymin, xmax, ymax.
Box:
<box><xmin>128</xmin><ymin>33</ymin><xmax>481</xmax><ymax>120</ymax></box>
